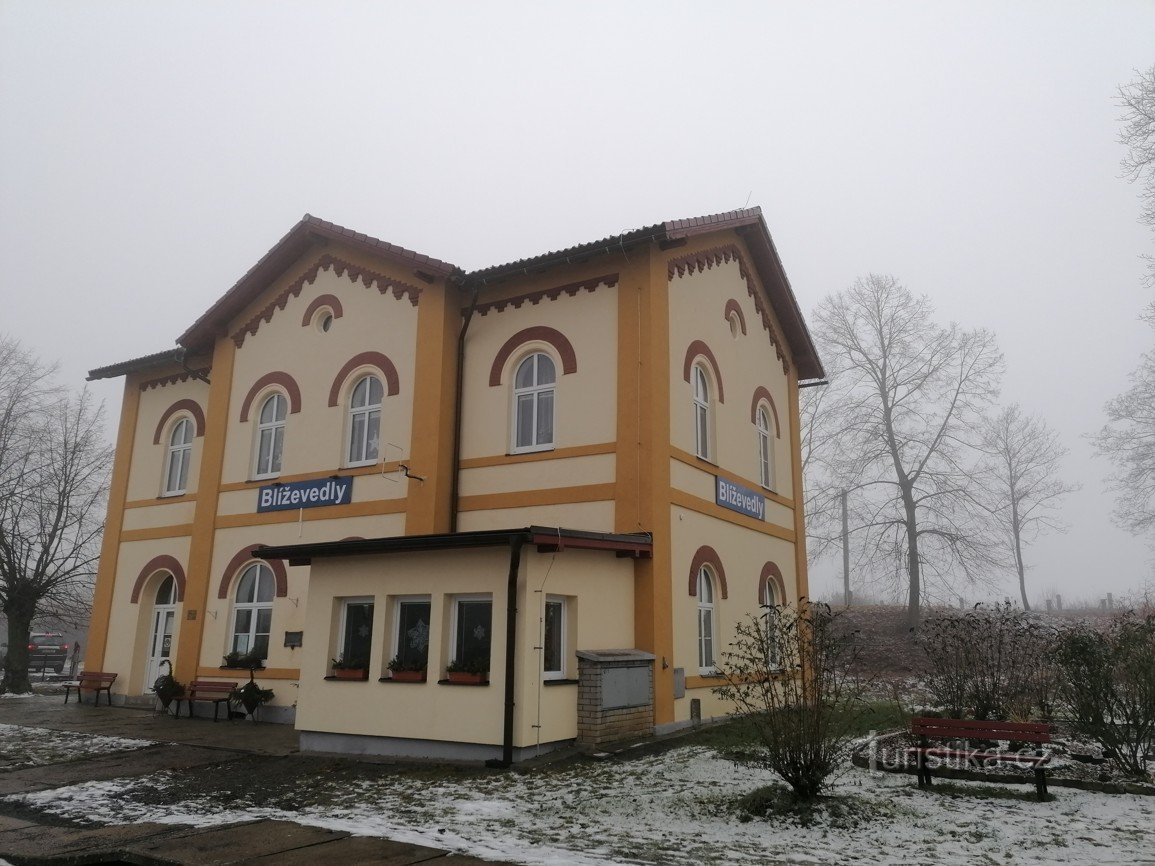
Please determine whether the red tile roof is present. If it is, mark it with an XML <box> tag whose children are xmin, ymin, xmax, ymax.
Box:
<box><xmin>91</xmin><ymin>208</ymin><xmax>823</xmax><ymax>380</ymax></box>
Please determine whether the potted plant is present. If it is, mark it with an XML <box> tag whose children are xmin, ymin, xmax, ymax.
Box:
<box><xmin>446</xmin><ymin>656</ymin><xmax>489</xmax><ymax>685</ymax></box>
<box><xmin>231</xmin><ymin>667</ymin><xmax>275</xmax><ymax>719</ymax></box>
<box><xmin>330</xmin><ymin>655</ymin><xmax>368</xmax><ymax>680</ymax></box>
<box><xmin>387</xmin><ymin>655</ymin><xmax>427</xmax><ymax>682</ymax></box>
<box><xmin>152</xmin><ymin>659</ymin><xmax>185</xmax><ymax>712</ymax></box>
<box><xmin>222</xmin><ymin>649</ymin><xmax>265</xmax><ymax>670</ymax></box>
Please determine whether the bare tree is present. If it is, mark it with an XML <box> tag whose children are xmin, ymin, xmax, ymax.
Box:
<box><xmin>0</xmin><ymin>337</ymin><xmax>112</xmax><ymax>694</ymax></box>
<box><xmin>980</xmin><ymin>405</ymin><xmax>1078</xmax><ymax>610</ymax></box>
<box><xmin>1094</xmin><ymin>303</ymin><xmax>1155</xmax><ymax>537</ymax></box>
<box><xmin>1119</xmin><ymin>64</ymin><xmax>1155</xmax><ymax>284</ymax></box>
<box><xmin>811</xmin><ymin>275</ymin><xmax>1004</xmax><ymax>628</ymax></box>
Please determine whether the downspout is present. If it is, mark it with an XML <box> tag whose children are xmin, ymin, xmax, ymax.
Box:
<box><xmin>450</xmin><ymin>278</ymin><xmax>481</xmax><ymax>533</ymax></box>
<box><xmin>488</xmin><ymin>534</ymin><xmax>524</xmax><ymax>768</ymax></box>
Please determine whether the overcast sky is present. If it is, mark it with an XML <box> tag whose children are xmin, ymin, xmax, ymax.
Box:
<box><xmin>2</xmin><ymin>1</ymin><xmax>1152</xmax><ymax>605</ymax></box>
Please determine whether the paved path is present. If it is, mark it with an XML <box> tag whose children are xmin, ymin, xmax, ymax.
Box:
<box><xmin>0</xmin><ymin>694</ymin><xmax>515</xmax><ymax>865</ymax></box>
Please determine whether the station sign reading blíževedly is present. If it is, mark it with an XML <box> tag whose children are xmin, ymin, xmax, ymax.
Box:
<box><xmin>257</xmin><ymin>477</ymin><xmax>353</xmax><ymax>513</ymax></box>
<box><xmin>715</xmin><ymin>476</ymin><xmax>766</xmax><ymax>521</ymax></box>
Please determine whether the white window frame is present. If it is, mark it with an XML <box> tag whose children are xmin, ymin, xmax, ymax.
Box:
<box><xmin>450</xmin><ymin>594</ymin><xmax>493</xmax><ymax>668</ymax></box>
<box><xmin>542</xmin><ymin>595</ymin><xmax>567</xmax><ymax>680</ymax></box>
<box><xmin>510</xmin><ymin>352</ymin><xmax>556</xmax><ymax>454</ymax></box>
<box><xmin>162</xmin><ymin>417</ymin><xmax>193</xmax><ymax>496</ymax></box>
<box><xmin>757</xmin><ymin>405</ymin><xmax>774</xmax><ymax>490</ymax></box>
<box><xmin>337</xmin><ymin>595</ymin><xmax>375</xmax><ymax>666</ymax></box>
<box><xmin>230</xmin><ymin>562</ymin><xmax>274</xmax><ymax>661</ymax></box>
<box><xmin>697</xmin><ymin>566</ymin><xmax>716</xmax><ymax>675</ymax></box>
<box><xmin>392</xmin><ymin>595</ymin><xmax>431</xmax><ymax>668</ymax></box>
<box><xmin>345</xmin><ymin>375</ymin><xmax>383</xmax><ymax>467</ymax></box>
<box><xmin>253</xmin><ymin>392</ymin><xmax>287</xmax><ymax>480</ymax></box>
<box><xmin>693</xmin><ymin>364</ymin><xmax>711</xmax><ymax>461</ymax></box>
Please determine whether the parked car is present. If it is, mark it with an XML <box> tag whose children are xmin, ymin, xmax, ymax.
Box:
<box><xmin>27</xmin><ymin>633</ymin><xmax>70</xmax><ymax>673</ymax></box>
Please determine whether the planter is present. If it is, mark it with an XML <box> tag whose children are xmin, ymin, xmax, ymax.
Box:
<box><xmin>390</xmin><ymin>670</ymin><xmax>427</xmax><ymax>683</ymax></box>
<box><xmin>332</xmin><ymin>668</ymin><xmax>368</xmax><ymax>681</ymax></box>
<box><xmin>447</xmin><ymin>671</ymin><xmax>488</xmax><ymax>685</ymax></box>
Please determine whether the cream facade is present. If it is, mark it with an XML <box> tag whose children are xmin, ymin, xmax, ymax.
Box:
<box><xmin>87</xmin><ymin>208</ymin><xmax>823</xmax><ymax>761</ymax></box>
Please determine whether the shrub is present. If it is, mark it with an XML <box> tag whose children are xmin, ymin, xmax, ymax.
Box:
<box><xmin>1055</xmin><ymin>612</ymin><xmax>1155</xmax><ymax>779</ymax></box>
<box><xmin>715</xmin><ymin>601</ymin><xmax>866</xmax><ymax>801</ymax></box>
<box><xmin>918</xmin><ymin>603</ymin><xmax>1057</xmax><ymax>720</ymax></box>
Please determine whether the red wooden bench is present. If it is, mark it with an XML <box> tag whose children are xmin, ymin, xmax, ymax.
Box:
<box><xmin>179</xmin><ymin>680</ymin><xmax>238</xmax><ymax>722</ymax></box>
<box><xmin>62</xmin><ymin>672</ymin><xmax>117</xmax><ymax>706</ymax></box>
<box><xmin>908</xmin><ymin>716</ymin><xmax>1053</xmax><ymax>800</ymax></box>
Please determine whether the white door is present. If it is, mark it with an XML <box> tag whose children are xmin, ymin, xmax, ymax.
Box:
<box><xmin>145</xmin><ymin>575</ymin><xmax>177</xmax><ymax>688</ymax></box>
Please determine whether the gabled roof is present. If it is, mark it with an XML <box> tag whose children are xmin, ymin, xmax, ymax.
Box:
<box><xmin>466</xmin><ymin>207</ymin><xmax>823</xmax><ymax>379</ymax></box>
<box><xmin>468</xmin><ymin>208</ymin><xmax>766</xmax><ymax>283</ymax></box>
<box><xmin>89</xmin><ymin>208</ymin><xmax>823</xmax><ymax>380</ymax></box>
<box><xmin>177</xmin><ymin>214</ymin><xmax>460</xmax><ymax>352</ymax></box>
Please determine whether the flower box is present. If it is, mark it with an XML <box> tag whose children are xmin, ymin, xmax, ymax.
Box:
<box><xmin>390</xmin><ymin>670</ymin><xmax>426</xmax><ymax>683</ymax></box>
<box><xmin>446</xmin><ymin>670</ymin><xmax>488</xmax><ymax>685</ymax></box>
<box><xmin>332</xmin><ymin>668</ymin><xmax>367</xmax><ymax>681</ymax></box>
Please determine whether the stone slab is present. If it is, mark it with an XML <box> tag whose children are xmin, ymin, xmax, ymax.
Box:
<box><xmin>0</xmin><ymin>821</ymin><xmax>177</xmax><ymax>861</ymax></box>
<box><xmin>245</xmin><ymin>835</ymin><xmax>449</xmax><ymax>865</ymax></box>
<box><xmin>125</xmin><ymin>819</ymin><xmax>350</xmax><ymax>864</ymax></box>
<box><xmin>0</xmin><ymin>745</ymin><xmax>241</xmax><ymax>795</ymax></box>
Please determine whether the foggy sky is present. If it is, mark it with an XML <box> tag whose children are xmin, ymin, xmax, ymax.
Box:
<box><xmin>2</xmin><ymin>1</ymin><xmax>1152</xmax><ymax>604</ymax></box>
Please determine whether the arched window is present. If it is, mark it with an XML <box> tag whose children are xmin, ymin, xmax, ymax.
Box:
<box><xmin>155</xmin><ymin>574</ymin><xmax>176</xmax><ymax>606</ymax></box>
<box><xmin>254</xmin><ymin>393</ymin><xmax>286</xmax><ymax>478</ymax></box>
<box><xmin>230</xmin><ymin>563</ymin><xmax>274</xmax><ymax>661</ymax></box>
<box><xmin>757</xmin><ymin>405</ymin><xmax>773</xmax><ymax>489</ymax></box>
<box><xmin>693</xmin><ymin>365</ymin><xmax>711</xmax><ymax>460</ymax></box>
<box><xmin>163</xmin><ymin>418</ymin><xmax>193</xmax><ymax>495</ymax></box>
<box><xmin>761</xmin><ymin>576</ymin><xmax>780</xmax><ymax>669</ymax></box>
<box><xmin>513</xmin><ymin>353</ymin><xmax>555</xmax><ymax>452</ymax></box>
<box><xmin>347</xmin><ymin>375</ymin><xmax>383</xmax><ymax>466</ymax></box>
<box><xmin>697</xmin><ymin>566</ymin><xmax>716</xmax><ymax>674</ymax></box>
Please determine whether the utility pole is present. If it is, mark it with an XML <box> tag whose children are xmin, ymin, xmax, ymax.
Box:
<box><xmin>841</xmin><ymin>488</ymin><xmax>850</xmax><ymax>607</ymax></box>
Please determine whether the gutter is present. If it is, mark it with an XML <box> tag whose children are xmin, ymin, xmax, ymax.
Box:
<box><xmin>487</xmin><ymin>534</ymin><xmax>524</xmax><ymax>768</ymax></box>
<box><xmin>450</xmin><ymin>277</ymin><xmax>481</xmax><ymax>533</ymax></box>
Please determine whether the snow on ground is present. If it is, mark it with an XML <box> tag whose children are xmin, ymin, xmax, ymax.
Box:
<box><xmin>7</xmin><ymin>745</ymin><xmax>1155</xmax><ymax>865</ymax></box>
<box><xmin>0</xmin><ymin>724</ymin><xmax>152</xmax><ymax>770</ymax></box>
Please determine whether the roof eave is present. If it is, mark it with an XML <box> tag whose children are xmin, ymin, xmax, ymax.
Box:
<box><xmin>86</xmin><ymin>348</ymin><xmax>186</xmax><ymax>381</ymax></box>
<box><xmin>255</xmin><ymin>525</ymin><xmax>654</xmax><ymax>566</ymax></box>
<box><xmin>734</xmin><ymin>218</ymin><xmax>825</xmax><ymax>381</ymax></box>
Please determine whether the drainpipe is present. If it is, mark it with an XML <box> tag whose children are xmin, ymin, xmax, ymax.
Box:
<box><xmin>487</xmin><ymin>534</ymin><xmax>523</xmax><ymax>768</ymax></box>
<box><xmin>449</xmin><ymin>278</ymin><xmax>481</xmax><ymax>533</ymax></box>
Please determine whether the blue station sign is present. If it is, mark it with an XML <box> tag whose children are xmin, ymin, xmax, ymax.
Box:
<box><xmin>715</xmin><ymin>476</ymin><xmax>766</xmax><ymax>521</ymax></box>
<box><xmin>257</xmin><ymin>476</ymin><xmax>353</xmax><ymax>513</ymax></box>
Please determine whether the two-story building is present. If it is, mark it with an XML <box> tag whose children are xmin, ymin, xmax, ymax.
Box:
<box><xmin>86</xmin><ymin>207</ymin><xmax>823</xmax><ymax>761</ymax></box>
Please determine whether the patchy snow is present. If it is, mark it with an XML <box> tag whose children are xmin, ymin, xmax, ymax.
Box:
<box><xmin>0</xmin><ymin>724</ymin><xmax>152</xmax><ymax>769</ymax></box>
<box><xmin>7</xmin><ymin>745</ymin><xmax>1155</xmax><ymax>864</ymax></box>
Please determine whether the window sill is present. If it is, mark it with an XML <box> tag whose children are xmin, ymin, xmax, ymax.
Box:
<box><xmin>694</xmin><ymin>455</ymin><xmax>718</xmax><ymax>467</ymax></box>
<box><xmin>543</xmin><ymin>678</ymin><xmax>578</xmax><ymax>686</ymax></box>
<box><xmin>220</xmin><ymin>664</ymin><xmax>266</xmax><ymax>671</ymax></box>
<box><xmin>507</xmin><ymin>446</ymin><xmax>555</xmax><ymax>457</ymax></box>
<box><xmin>323</xmin><ymin>675</ymin><xmax>369</xmax><ymax>682</ymax></box>
<box><xmin>158</xmin><ymin>491</ymin><xmax>189</xmax><ymax>499</ymax></box>
<box><xmin>437</xmin><ymin>678</ymin><xmax>490</xmax><ymax>686</ymax></box>
<box><xmin>378</xmin><ymin>676</ymin><xmax>428</xmax><ymax>683</ymax></box>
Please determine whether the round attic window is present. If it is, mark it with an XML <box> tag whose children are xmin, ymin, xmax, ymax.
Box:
<box><xmin>728</xmin><ymin>311</ymin><xmax>741</xmax><ymax>339</ymax></box>
<box><xmin>314</xmin><ymin>310</ymin><xmax>334</xmax><ymax>333</ymax></box>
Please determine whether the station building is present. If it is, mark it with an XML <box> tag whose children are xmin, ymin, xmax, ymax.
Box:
<box><xmin>86</xmin><ymin>207</ymin><xmax>823</xmax><ymax>761</ymax></box>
